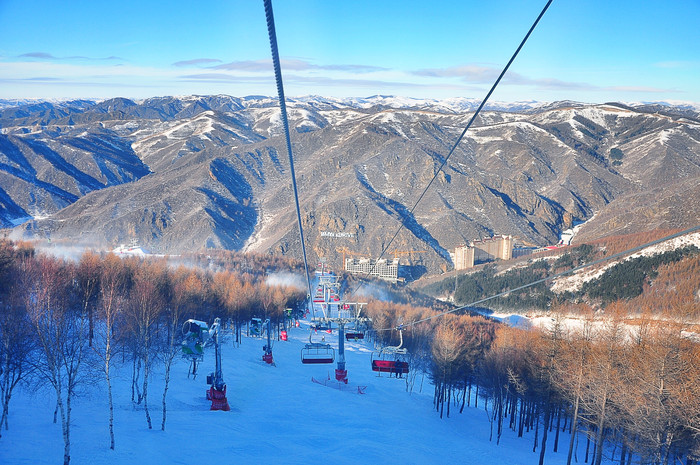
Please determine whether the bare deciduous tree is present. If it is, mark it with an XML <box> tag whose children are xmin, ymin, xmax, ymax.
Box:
<box><xmin>26</xmin><ymin>256</ymin><xmax>86</xmax><ymax>465</ymax></box>
<box><xmin>0</xmin><ymin>241</ymin><xmax>35</xmax><ymax>436</ymax></box>
<box><xmin>92</xmin><ymin>253</ymin><xmax>129</xmax><ymax>449</ymax></box>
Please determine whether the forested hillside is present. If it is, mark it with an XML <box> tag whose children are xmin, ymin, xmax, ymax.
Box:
<box><xmin>1</xmin><ymin>237</ymin><xmax>698</xmax><ymax>464</ymax></box>
<box><xmin>422</xmin><ymin>230</ymin><xmax>700</xmax><ymax>320</ymax></box>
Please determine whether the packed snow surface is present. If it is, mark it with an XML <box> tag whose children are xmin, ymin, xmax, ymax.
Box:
<box><xmin>0</xmin><ymin>320</ymin><xmax>605</xmax><ymax>464</ymax></box>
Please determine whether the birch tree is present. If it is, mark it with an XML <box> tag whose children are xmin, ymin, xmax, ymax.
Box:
<box><xmin>92</xmin><ymin>253</ymin><xmax>128</xmax><ymax>449</ymax></box>
<box><xmin>161</xmin><ymin>267</ymin><xmax>203</xmax><ymax>431</ymax></box>
<box><xmin>0</xmin><ymin>241</ymin><xmax>35</xmax><ymax>436</ymax></box>
<box><xmin>127</xmin><ymin>259</ymin><xmax>166</xmax><ymax>429</ymax></box>
<box><xmin>26</xmin><ymin>256</ymin><xmax>86</xmax><ymax>465</ymax></box>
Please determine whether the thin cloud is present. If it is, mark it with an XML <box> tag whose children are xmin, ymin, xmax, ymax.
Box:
<box><xmin>413</xmin><ymin>64</ymin><xmax>601</xmax><ymax>91</ymax></box>
<box><xmin>19</xmin><ymin>52</ymin><xmax>57</xmax><ymax>59</ymax></box>
<box><xmin>179</xmin><ymin>73</ymin><xmax>274</xmax><ymax>84</ymax></box>
<box><xmin>284</xmin><ymin>74</ymin><xmax>478</xmax><ymax>91</ymax></box>
<box><xmin>212</xmin><ymin>59</ymin><xmax>292</xmax><ymax>72</ymax></box>
<box><xmin>24</xmin><ymin>77</ymin><xmax>65</xmax><ymax>82</ymax></box>
<box><xmin>318</xmin><ymin>64</ymin><xmax>389</xmax><ymax>73</ymax></box>
<box><xmin>0</xmin><ymin>77</ymin><xmax>161</xmax><ymax>88</ymax></box>
<box><xmin>606</xmin><ymin>85</ymin><xmax>676</xmax><ymax>93</ymax></box>
<box><xmin>17</xmin><ymin>52</ymin><xmax>123</xmax><ymax>61</ymax></box>
<box><xmin>180</xmin><ymin>71</ymin><xmax>483</xmax><ymax>92</ymax></box>
<box><xmin>212</xmin><ymin>58</ymin><xmax>388</xmax><ymax>73</ymax></box>
<box><xmin>525</xmin><ymin>77</ymin><xmax>598</xmax><ymax>90</ymax></box>
<box><xmin>287</xmin><ymin>74</ymin><xmax>421</xmax><ymax>89</ymax></box>
<box><xmin>654</xmin><ymin>61</ymin><xmax>697</xmax><ymax>69</ymax></box>
<box><xmin>414</xmin><ymin>65</ymin><xmax>501</xmax><ymax>82</ymax></box>
<box><xmin>173</xmin><ymin>58</ymin><xmax>223</xmax><ymax>67</ymax></box>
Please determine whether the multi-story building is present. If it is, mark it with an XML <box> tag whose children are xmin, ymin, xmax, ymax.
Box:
<box><xmin>472</xmin><ymin>235</ymin><xmax>513</xmax><ymax>262</ymax></box>
<box><xmin>453</xmin><ymin>235</ymin><xmax>513</xmax><ymax>270</ymax></box>
<box><xmin>453</xmin><ymin>245</ymin><xmax>475</xmax><ymax>270</ymax></box>
<box><xmin>344</xmin><ymin>257</ymin><xmax>400</xmax><ymax>283</ymax></box>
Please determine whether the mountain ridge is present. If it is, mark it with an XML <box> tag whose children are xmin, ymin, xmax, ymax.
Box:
<box><xmin>1</xmin><ymin>95</ymin><xmax>698</xmax><ymax>276</ymax></box>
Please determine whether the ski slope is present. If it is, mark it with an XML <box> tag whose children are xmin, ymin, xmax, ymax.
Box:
<box><xmin>1</xmin><ymin>321</ymin><xmax>601</xmax><ymax>464</ymax></box>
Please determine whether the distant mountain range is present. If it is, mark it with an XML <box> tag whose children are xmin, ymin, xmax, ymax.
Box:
<box><xmin>1</xmin><ymin>95</ymin><xmax>698</xmax><ymax>275</ymax></box>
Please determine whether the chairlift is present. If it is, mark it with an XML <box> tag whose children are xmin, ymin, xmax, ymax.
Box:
<box><xmin>310</xmin><ymin>320</ymin><xmax>333</xmax><ymax>333</ymax></box>
<box><xmin>371</xmin><ymin>328</ymin><xmax>409</xmax><ymax>377</ymax></box>
<box><xmin>371</xmin><ymin>355</ymin><xmax>409</xmax><ymax>376</ymax></box>
<box><xmin>301</xmin><ymin>343</ymin><xmax>335</xmax><ymax>364</ymax></box>
<box><xmin>345</xmin><ymin>331</ymin><xmax>365</xmax><ymax>341</ymax></box>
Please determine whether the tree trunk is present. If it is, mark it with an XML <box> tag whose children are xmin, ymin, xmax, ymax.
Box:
<box><xmin>554</xmin><ymin>405</ymin><xmax>562</xmax><ymax>452</ymax></box>
<box><xmin>496</xmin><ymin>395</ymin><xmax>504</xmax><ymax>445</ymax></box>
<box><xmin>585</xmin><ymin>432</ymin><xmax>591</xmax><ymax>463</ymax></box>
<box><xmin>533</xmin><ymin>409</ymin><xmax>540</xmax><ymax>453</ymax></box>
<box><xmin>104</xmin><ymin>351</ymin><xmax>115</xmax><ymax>450</ymax></box>
<box><xmin>0</xmin><ymin>368</ymin><xmax>19</xmax><ymax>433</ymax></box>
<box><xmin>619</xmin><ymin>439</ymin><xmax>627</xmax><ymax>465</ymax></box>
<box><xmin>662</xmin><ymin>431</ymin><xmax>673</xmax><ymax>465</ymax></box>
<box><xmin>539</xmin><ymin>404</ymin><xmax>551</xmax><ymax>465</ymax></box>
<box><xmin>131</xmin><ymin>357</ymin><xmax>139</xmax><ymax>403</ymax></box>
<box><xmin>594</xmin><ymin>416</ymin><xmax>606</xmax><ymax>465</ymax></box>
<box><xmin>142</xmin><ymin>353</ymin><xmax>152</xmax><ymax>429</ymax></box>
<box><xmin>567</xmin><ymin>392</ymin><xmax>581</xmax><ymax>465</ymax></box>
<box><xmin>439</xmin><ymin>384</ymin><xmax>445</xmax><ymax>419</ymax></box>
<box><xmin>161</xmin><ymin>359</ymin><xmax>171</xmax><ymax>431</ymax></box>
<box><xmin>56</xmin><ymin>383</ymin><xmax>70</xmax><ymax>465</ymax></box>
<box><xmin>107</xmin><ymin>375</ymin><xmax>115</xmax><ymax>450</ymax></box>
<box><xmin>447</xmin><ymin>385</ymin><xmax>451</xmax><ymax>418</ymax></box>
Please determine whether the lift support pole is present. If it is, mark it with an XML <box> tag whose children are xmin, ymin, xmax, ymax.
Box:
<box><xmin>335</xmin><ymin>322</ymin><xmax>348</xmax><ymax>383</ymax></box>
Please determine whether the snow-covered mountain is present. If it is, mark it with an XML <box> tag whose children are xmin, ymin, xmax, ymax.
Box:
<box><xmin>1</xmin><ymin>96</ymin><xmax>698</xmax><ymax>274</ymax></box>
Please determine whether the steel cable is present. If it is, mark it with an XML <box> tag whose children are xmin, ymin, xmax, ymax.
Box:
<box><xmin>375</xmin><ymin>224</ymin><xmax>700</xmax><ymax>331</ymax></box>
<box><xmin>263</xmin><ymin>0</ymin><xmax>315</xmax><ymax>313</ymax></box>
<box><xmin>349</xmin><ymin>0</ymin><xmax>554</xmax><ymax>297</ymax></box>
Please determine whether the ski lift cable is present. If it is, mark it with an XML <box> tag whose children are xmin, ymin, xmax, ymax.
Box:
<box><xmin>264</xmin><ymin>0</ymin><xmax>315</xmax><ymax>312</ymax></box>
<box><xmin>349</xmin><ymin>0</ymin><xmax>554</xmax><ymax>297</ymax></box>
<box><xmin>375</xmin><ymin>224</ymin><xmax>700</xmax><ymax>332</ymax></box>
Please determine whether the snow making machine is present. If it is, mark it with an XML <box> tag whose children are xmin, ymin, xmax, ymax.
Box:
<box><xmin>181</xmin><ymin>319</ymin><xmax>211</xmax><ymax>378</ymax></box>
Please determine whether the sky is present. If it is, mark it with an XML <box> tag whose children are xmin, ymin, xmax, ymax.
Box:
<box><xmin>0</xmin><ymin>0</ymin><xmax>699</xmax><ymax>105</ymax></box>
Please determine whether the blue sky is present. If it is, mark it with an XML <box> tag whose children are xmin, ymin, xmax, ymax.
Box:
<box><xmin>1</xmin><ymin>0</ymin><xmax>698</xmax><ymax>104</ymax></box>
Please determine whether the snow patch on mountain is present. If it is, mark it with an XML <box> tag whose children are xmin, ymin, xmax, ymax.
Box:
<box><xmin>551</xmin><ymin>231</ymin><xmax>700</xmax><ymax>294</ymax></box>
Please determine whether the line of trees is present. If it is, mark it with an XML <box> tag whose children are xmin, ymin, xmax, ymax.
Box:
<box><xmin>2</xmin><ymin>238</ymin><xmax>698</xmax><ymax>464</ymax></box>
<box><xmin>424</xmin><ymin>243</ymin><xmax>699</xmax><ymax>319</ymax></box>
<box><xmin>0</xmin><ymin>239</ymin><xmax>306</xmax><ymax>465</ymax></box>
<box><xmin>367</xmin><ymin>298</ymin><xmax>700</xmax><ymax>465</ymax></box>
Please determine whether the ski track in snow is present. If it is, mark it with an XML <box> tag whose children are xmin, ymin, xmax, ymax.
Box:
<box><xmin>0</xmin><ymin>319</ymin><xmax>613</xmax><ymax>465</ymax></box>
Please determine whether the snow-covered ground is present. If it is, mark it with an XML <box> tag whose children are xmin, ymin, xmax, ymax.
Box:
<box><xmin>551</xmin><ymin>231</ymin><xmax>700</xmax><ymax>294</ymax></box>
<box><xmin>0</xmin><ymin>319</ymin><xmax>611</xmax><ymax>464</ymax></box>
